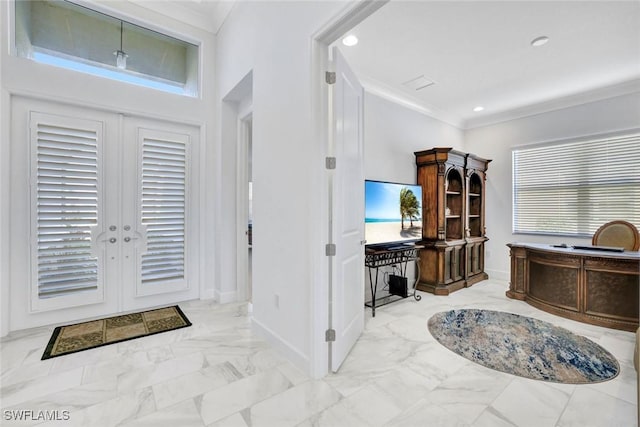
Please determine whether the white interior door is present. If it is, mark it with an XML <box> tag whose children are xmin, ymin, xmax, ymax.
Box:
<box><xmin>331</xmin><ymin>47</ymin><xmax>365</xmax><ymax>371</ymax></box>
<box><xmin>9</xmin><ymin>98</ymin><xmax>199</xmax><ymax>331</ymax></box>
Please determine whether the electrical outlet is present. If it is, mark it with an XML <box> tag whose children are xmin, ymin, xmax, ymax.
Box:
<box><xmin>274</xmin><ymin>294</ymin><xmax>279</xmax><ymax>309</ymax></box>
<box><xmin>486</xmin><ymin>250</ymin><xmax>491</xmax><ymax>258</ymax></box>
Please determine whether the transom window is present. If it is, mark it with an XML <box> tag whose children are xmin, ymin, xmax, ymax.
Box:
<box><xmin>512</xmin><ymin>132</ymin><xmax>640</xmax><ymax>236</ymax></box>
<box><xmin>14</xmin><ymin>0</ymin><xmax>199</xmax><ymax>96</ymax></box>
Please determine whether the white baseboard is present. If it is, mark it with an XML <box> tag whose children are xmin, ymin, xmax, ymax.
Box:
<box><xmin>214</xmin><ymin>289</ymin><xmax>237</xmax><ymax>304</ymax></box>
<box><xmin>251</xmin><ymin>316</ymin><xmax>311</xmax><ymax>376</ymax></box>
<box><xmin>486</xmin><ymin>269</ymin><xmax>509</xmax><ymax>282</ymax></box>
<box><xmin>200</xmin><ymin>288</ymin><xmax>215</xmax><ymax>300</ymax></box>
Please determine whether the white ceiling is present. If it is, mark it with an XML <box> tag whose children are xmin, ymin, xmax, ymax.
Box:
<box><xmin>337</xmin><ymin>1</ymin><xmax>640</xmax><ymax>129</ymax></box>
<box><xmin>139</xmin><ymin>1</ymin><xmax>640</xmax><ymax>130</ymax></box>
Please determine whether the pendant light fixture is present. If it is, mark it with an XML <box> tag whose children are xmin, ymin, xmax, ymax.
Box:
<box><xmin>114</xmin><ymin>20</ymin><xmax>128</xmax><ymax>70</ymax></box>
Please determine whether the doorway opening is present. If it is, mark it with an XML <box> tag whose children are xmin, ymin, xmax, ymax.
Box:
<box><xmin>310</xmin><ymin>1</ymin><xmax>388</xmax><ymax>376</ymax></box>
<box><xmin>221</xmin><ymin>70</ymin><xmax>254</xmax><ymax>306</ymax></box>
<box><xmin>241</xmin><ymin>115</ymin><xmax>253</xmax><ymax>307</ymax></box>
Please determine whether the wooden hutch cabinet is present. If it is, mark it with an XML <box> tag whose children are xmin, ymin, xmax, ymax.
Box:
<box><xmin>414</xmin><ymin>148</ymin><xmax>491</xmax><ymax>295</ymax></box>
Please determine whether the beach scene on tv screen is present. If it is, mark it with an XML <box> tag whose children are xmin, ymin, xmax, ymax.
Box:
<box><xmin>365</xmin><ymin>181</ymin><xmax>422</xmax><ymax>245</ymax></box>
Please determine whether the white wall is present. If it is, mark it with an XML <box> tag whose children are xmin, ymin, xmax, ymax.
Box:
<box><xmin>364</xmin><ymin>92</ymin><xmax>465</xmax><ymax>184</ymax></box>
<box><xmin>363</xmin><ymin>92</ymin><xmax>465</xmax><ymax>301</ymax></box>
<box><xmin>465</xmin><ymin>92</ymin><xmax>640</xmax><ymax>280</ymax></box>
<box><xmin>362</xmin><ymin>90</ymin><xmax>640</xmax><ymax>285</ymax></box>
<box><xmin>215</xmin><ymin>1</ymin><xmax>346</xmax><ymax>374</ymax></box>
<box><xmin>0</xmin><ymin>0</ymin><xmax>217</xmax><ymax>335</ymax></box>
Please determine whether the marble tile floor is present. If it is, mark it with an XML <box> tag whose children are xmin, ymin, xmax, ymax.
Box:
<box><xmin>0</xmin><ymin>280</ymin><xmax>636</xmax><ymax>427</ymax></box>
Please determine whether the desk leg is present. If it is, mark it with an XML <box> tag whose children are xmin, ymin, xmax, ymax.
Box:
<box><xmin>368</xmin><ymin>266</ymin><xmax>379</xmax><ymax>317</ymax></box>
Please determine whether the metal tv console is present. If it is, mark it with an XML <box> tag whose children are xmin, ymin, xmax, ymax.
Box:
<box><xmin>364</xmin><ymin>244</ymin><xmax>422</xmax><ymax>317</ymax></box>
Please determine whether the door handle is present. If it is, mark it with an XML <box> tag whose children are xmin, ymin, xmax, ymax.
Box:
<box><xmin>109</xmin><ymin>237</ymin><xmax>117</xmax><ymax>244</ymax></box>
<box><xmin>123</xmin><ymin>236</ymin><xmax>140</xmax><ymax>243</ymax></box>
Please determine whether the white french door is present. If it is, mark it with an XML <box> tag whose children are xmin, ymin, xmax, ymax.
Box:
<box><xmin>120</xmin><ymin>119</ymin><xmax>196</xmax><ymax>311</ymax></box>
<box><xmin>10</xmin><ymin>98</ymin><xmax>199</xmax><ymax>330</ymax></box>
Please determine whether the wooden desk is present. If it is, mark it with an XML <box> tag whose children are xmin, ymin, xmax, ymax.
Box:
<box><xmin>507</xmin><ymin>243</ymin><xmax>639</xmax><ymax>331</ymax></box>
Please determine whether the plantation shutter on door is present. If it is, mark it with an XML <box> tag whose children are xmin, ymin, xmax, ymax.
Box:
<box><xmin>32</xmin><ymin>113</ymin><xmax>102</xmax><ymax>301</ymax></box>
<box><xmin>140</xmin><ymin>130</ymin><xmax>188</xmax><ymax>284</ymax></box>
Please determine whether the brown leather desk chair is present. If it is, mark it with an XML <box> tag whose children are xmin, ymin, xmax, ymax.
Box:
<box><xmin>592</xmin><ymin>220</ymin><xmax>640</xmax><ymax>251</ymax></box>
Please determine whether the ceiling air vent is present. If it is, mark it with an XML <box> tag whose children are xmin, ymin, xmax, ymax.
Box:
<box><xmin>402</xmin><ymin>75</ymin><xmax>435</xmax><ymax>91</ymax></box>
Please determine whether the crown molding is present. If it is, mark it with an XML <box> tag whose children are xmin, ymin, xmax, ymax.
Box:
<box><xmin>463</xmin><ymin>78</ymin><xmax>640</xmax><ymax>130</ymax></box>
<box><xmin>358</xmin><ymin>74</ymin><xmax>464</xmax><ymax>129</ymax></box>
<box><xmin>128</xmin><ymin>1</ymin><xmax>231</xmax><ymax>34</ymax></box>
<box><xmin>358</xmin><ymin>73</ymin><xmax>640</xmax><ymax>131</ymax></box>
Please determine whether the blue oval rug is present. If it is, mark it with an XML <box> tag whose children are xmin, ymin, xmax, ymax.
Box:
<box><xmin>427</xmin><ymin>309</ymin><xmax>619</xmax><ymax>384</ymax></box>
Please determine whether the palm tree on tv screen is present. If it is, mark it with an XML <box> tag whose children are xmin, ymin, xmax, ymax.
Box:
<box><xmin>399</xmin><ymin>187</ymin><xmax>420</xmax><ymax>229</ymax></box>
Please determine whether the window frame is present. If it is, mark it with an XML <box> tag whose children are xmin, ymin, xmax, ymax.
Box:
<box><xmin>12</xmin><ymin>0</ymin><xmax>202</xmax><ymax>97</ymax></box>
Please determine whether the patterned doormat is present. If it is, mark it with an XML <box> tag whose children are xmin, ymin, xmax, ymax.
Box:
<box><xmin>428</xmin><ymin>309</ymin><xmax>619</xmax><ymax>384</ymax></box>
<box><xmin>42</xmin><ymin>306</ymin><xmax>191</xmax><ymax>360</ymax></box>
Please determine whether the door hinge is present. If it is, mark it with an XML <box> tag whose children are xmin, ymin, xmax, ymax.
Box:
<box><xmin>325</xmin><ymin>71</ymin><xmax>336</xmax><ymax>85</ymax></box>
<box><xmin>325</xmin><ymin>328</ymin><xmax>336</xmax><ymax>342</ymax></box>
<box><xmin>325</xmin><ymin>243</ymin><xmax>336</xmax><ymax>256</ymax></box>
<box><xmin>325</xmin><ymin>157</ymin><xmax>336</xmax><ymax>170</ymax></box>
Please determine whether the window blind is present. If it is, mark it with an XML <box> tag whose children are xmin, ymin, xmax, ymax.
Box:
<box><xmin>141</xmin><ymin>137</ymin><xmax>186</xmax><ymax>283</ymax></box>
<box><xmin>35</xmin><ymin>121</ymin><xmax>100</xmax><ymax>298</ymax></box>
<box><xmin>513</xmin><ymin>133</ymin><xmax>640</xmax><ymax>236</ymax></box>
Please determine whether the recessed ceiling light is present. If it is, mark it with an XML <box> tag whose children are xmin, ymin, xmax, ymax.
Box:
<box><xmin>473</xmin><ymin>106</ymin><xmax>484</xmax><ymax>112</ymax></box>
<box><xmin>531</xmin><ymin>36</ymin><xmax>549</xmax><ymax>47</ymax></box>
<box><xmin>342</xmin><ymin>34</ymin><xmax>358</xmax><ymax>47</ymax></box>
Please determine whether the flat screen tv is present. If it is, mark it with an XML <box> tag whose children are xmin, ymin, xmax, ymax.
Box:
<box><xmin>365</xmin><ymin>180</ymin><xmax>423</xmax><ymax>248</ymax></box>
